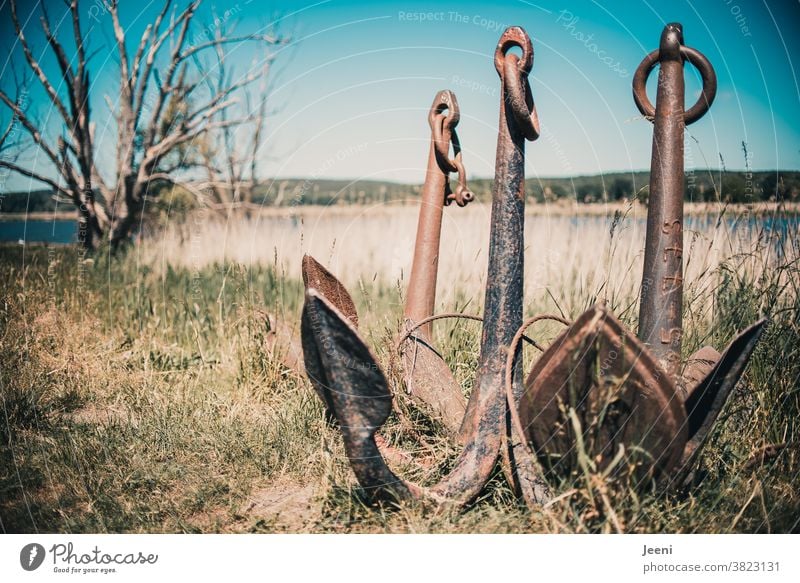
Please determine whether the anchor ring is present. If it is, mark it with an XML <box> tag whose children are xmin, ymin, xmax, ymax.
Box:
<box><xmin>495</xmin><ymin>26</ymin><xmax>540</xmax><ymax>141</ymax></box>
<box><xmin>632</xmin><ymin>45</ymin><xmax>717</xmax><ymax>125</ymax></box>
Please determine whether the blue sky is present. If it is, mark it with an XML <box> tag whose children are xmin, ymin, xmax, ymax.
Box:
<box><xmin>1</xmin><ymin>0</ymin><xmax>798</xmax><ymax>190</ymax></box>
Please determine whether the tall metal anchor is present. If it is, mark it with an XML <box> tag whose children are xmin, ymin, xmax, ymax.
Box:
<box><xmin>301</xmin><ymin>26</ymin><xmax>540</xmax><ymax>504</ymax></box>
<box><xmin>633</xmin><ymin>23</ymin><xmax>766</xmax><ymax>484</ymax></box>
<box><xmin>397</xmin><ymin>89</ymin><xmax>473</xmax><ymax>436</ymax></box>
<box><xmin>516</xmin><ymin>23</ymin><xmax>766</xmax><ymax>493</ymax></box>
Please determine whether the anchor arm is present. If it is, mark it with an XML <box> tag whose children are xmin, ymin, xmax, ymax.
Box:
<box><xmin>301</xmin><ymin>285</ymin><xmax>514</xmax><ymax>505</ymax></box>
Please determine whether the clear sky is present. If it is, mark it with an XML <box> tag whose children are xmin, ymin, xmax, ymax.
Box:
<box><xmin>1</xmin><ymin>0</ymin><xmax>799</xmax><ymax>190</ymax></box>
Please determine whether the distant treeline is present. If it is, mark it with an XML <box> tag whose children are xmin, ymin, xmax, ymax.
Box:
<box><xmin>3</xmin><ymin>170</ymin><xmax>799</xmax><ymax>213</ymax></box>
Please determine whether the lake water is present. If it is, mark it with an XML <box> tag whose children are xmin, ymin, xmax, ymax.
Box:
<box><xmin>1</xmin><ymin>213</ymin><xmax>798</xmax><ymax>246</ymax></box>
<box><xmin>0</xmin><ymin>219</ymin><xmax>77</xmax><ymax>244</ymax></box>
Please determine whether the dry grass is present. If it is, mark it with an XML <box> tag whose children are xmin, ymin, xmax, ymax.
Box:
<box><xmin>1</xmin><ymin>203</ymin><xmax>798</xmax><ymax>533</ymax></box>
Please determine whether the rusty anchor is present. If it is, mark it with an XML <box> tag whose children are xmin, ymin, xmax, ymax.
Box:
<box><xmin>515</xmin><ymin>23</ymin><xmax>766</xmax><ymax>493</ymax></box>
<box><xmin>633</xmin><ymin>23</ymin><xmax>766</xmax><ymax>486</ymax></box>
<box><xmin>396</xmin><ymin>89</ymin><xmax>474</xmax><ymax>436</ymax></box>
<box><xmin>301</xmin><ymin>26</ymin><xmax>540</xmax><ymax>505</ymax></box>
<box><xmin>297</xmin><ymin>24</ymin><xmax>766</xmax><ymax>509</ymax></box>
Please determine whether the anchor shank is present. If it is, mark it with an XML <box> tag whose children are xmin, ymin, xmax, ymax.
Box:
<box><xmin>460</xmin><ymin>53</ymin><xmax>526</xmax><ymax>434</ymax></box>
<box><xmin>405</xmin><ymin>134</ymin><xmax>449</xmax><ymax>339</ymax></box>
<box><xmin>638</xmin><ymin>25</ymin><xmax>686</xmax><ymax>378</ymax></box>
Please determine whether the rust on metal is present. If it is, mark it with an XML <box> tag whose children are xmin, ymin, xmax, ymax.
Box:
<box><xmin>513</xmin><ymin>24</ymin><xmax>762</xmax><ymax>488</ymax></box>
<box><xmin>504</xmin><ymin>313</ymin><xmax>569</xmax><ymax>506</ymax></box>
<box><xmin>299</xmin><ymin>255</ymin><xmax>438</xmax><ymax>471</ymax></box>
<box><xmin>302</xmin><ymin>254</ymin><xmax>359</xmax><ymax>327</ymax></box>
<box><xmin>300</xmin><ymin>285</ymin><xmax>493</xmax><ymax>504</ymax></box>
<box><xmin>300</xmin><ymin>254</ymin><xmax>360</xmax><ymax>418</ymax></box>
<box><xmin>398</xmin><ymin>90</ymin><xmax>472</xmax><ymax>435</ymax></box>
<box><xmin>675</xmin><ymin>319</ymin><xmax>766</xmax><ymax>484</ymax></box>
<box><xmin>519</xmin><ymin>305</ymin><xmax>688</xmax><ymax>482</ymax></box>
<box><xmin>510</xmin><ymin>24</ymin><xmax>760</xmax><ymax>491</ymax></box>
<box><xmin>404</xmin><ymin>90</ymin><xmax>473</xmax><ymax>336</ymax></box>
<box><xmin>628</xmin><ymin>24</ymin><xmax>764</xmax><ymax>487</ymax></box>
<box><xmin>486</xmin><ymin>26</ymin><xmax>549</xmax><ymax>506</ymax></box>
<box><xmin>633</xmin><ymin>23</ymin><xmax>717</xmax><ymax>378</ymax></box>
<box><xmin>679</xmin><ymin>345</ymin><xmax>720</xmax><ymax>401</ymax></box>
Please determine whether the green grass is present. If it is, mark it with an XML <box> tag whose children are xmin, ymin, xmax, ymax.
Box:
<box><xmin>1</xmin><ymin>215</ymin><xmax>798</xmax><ymax>533</ymax></box>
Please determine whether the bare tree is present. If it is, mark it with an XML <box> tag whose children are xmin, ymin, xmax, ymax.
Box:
<box><xmin>0</xmin><ymin>0</ymin><xmax>283</xmax><ymax>250</ymax></box>
<box><xmin>193</xmin><ymin>23</ymin><xmax>274</xmax><ymax>218</ymax></box>
<box><xmin>0</xmin><ymin>60</ymin><xmax>30</xmax><ymax>189</ymax></box>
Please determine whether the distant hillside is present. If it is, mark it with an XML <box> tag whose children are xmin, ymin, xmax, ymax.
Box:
<box><xmin>1</xmin><ymin>189</ymin><xmax>71</xmax><ymax>214</ymax></box>
<box><xmin>3</xmin><ymin>170</ymin><xmax>799</xmax><ymax>214</ymax></box>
